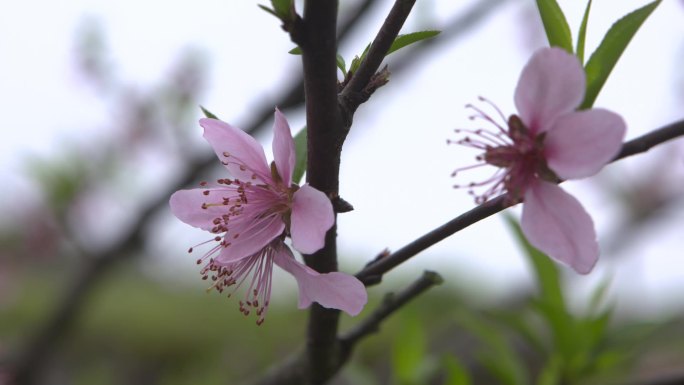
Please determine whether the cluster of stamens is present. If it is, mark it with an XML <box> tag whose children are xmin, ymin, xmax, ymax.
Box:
<box><xmin>186</xmin><ymin>151</ymin><xmax>291</xmax><ymax>325</ymax></box>
<box><xmin>196</xmin><ymin>249</ymin><xmax>274</xmax><ymax>325</ymax></box>
<box><xmin>448</xmin><ymin>96</ymin><xmax>547</xmax><ymax>205</ymax></box>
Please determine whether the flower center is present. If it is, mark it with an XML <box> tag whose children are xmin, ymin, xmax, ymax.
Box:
<box><xmin>449</xmin><ymin>97</ymin><xmax>555</xmax><ymax>205</ymax></box>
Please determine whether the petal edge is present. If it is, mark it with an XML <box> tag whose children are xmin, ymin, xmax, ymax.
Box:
<box><xmin>291</xmin><ymin>185</ymin><xmax>334</xmax><ymax>254</ymax></box>
<box><xmin>521</xmin><ymin>181</ymin><xmax>598</xmax><ymax>274</ymax></box>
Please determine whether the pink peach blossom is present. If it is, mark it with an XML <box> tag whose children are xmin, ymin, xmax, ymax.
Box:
<box><xmin>170</xmin><ymin>109</ymin><xmax>366</xmax><ymax>323</ymax></box>
<box><xmin>450</xmin><ymin>47</ymin><xmax>626</xmax><ymax>274</ymax></box>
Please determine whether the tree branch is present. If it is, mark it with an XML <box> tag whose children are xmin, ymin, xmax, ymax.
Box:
<box><xmin>356</xmin><ymin>119</ymin><xmax>684</xmax><ymax>285</ymax></box>
<box><xmin>340</xmin><ymin>0</ymin><xmax>416</xmax><ymax>117</ymax></box>
<box><xmin>299</xmin><ymin>1</ymin><xmax>345</xmax><ymax>383</ymax></box>
<box><xmin>340</xmin><ymin>270</ymin><xmax>443</xmax><ymax>349</ymax></box>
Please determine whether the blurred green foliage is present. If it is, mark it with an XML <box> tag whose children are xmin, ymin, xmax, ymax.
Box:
<box><xmin>1</xmin><ymin>254</ymin><xmax>683</xmax><ymax>385</ymax></box>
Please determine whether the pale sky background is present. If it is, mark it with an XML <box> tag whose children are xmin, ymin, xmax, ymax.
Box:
<box><xmin>1</xmin><ymin>0</ymin><xmax>683</xmax><ymax>315</ymax></box>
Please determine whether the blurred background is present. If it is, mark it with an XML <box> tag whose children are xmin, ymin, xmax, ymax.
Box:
<box><xmin>1</xmin><ymin>0</ymin><xmax>684</xmax><ymax>384</ymax></box>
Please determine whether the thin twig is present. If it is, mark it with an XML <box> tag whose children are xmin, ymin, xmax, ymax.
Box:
<box><xmin>340</xmin><ymin>270</ymin><xmax>443</xmax><ymax>348</ymax></box>
<box><xmin>356</xmin><ymin>119</ymin><xmax>684</xmax><ymax>285</ymax></box>
<box><xmin>340</xmin><ymin>0</ymin><xmax>416</xmax><ymax>114</ymax></box>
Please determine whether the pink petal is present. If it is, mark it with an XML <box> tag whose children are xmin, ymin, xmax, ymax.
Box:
<box><xmin>169</xmin><ymin>188</ymin><xmax>238</xmax><ymax>231</ymax></box>
<box><xmin>521</xmin><ymin>181</ymin><xmax>599</xmax><ymax>274</ymax></box>
<box><xmin>290</xmin><ymin>185</ymin><xmax>334</xmax><ymax>254</ymax></box>
<box><xmin>271</xmin><ymin>108</ymin><xmax>296</xmax><ymax>187</ymax></box>
<box><xmin>200</xmin><ymin>118</ymin><xmax>271</xmax><ymax>182</ymax></box>
<box><xmin>544</xmin><ymin>108</ymin><xmax>626</xmax><ymax>179</ymax></box>
<box><xmin>514</xmin><ymin>47</ymin><xmax>585</xmax><ymax>135</ymax></box>
<box><xmin>274</xmin><ymin>245</ymin><xmax>367</xmax><ymax>316</ymax></box>
<box><xmin>215</xmin><ymin>214</ymin><xmax>285</xmax><ymax>263</ymax></box>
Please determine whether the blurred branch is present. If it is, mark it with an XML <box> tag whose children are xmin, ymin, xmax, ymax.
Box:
<box><xmin>632</xmin><ymin>373</ymin><xmax>684</xmax><ymax>385</ymax></box>
<box><xmin>248</xmin><ymin>271</ymin><xmax>442</xmax><ymax>385</ymax></box>
<box><xmin>356</xmin><ymin>118</ymin><xmax>684</xmax><ymax>285</ymax></box>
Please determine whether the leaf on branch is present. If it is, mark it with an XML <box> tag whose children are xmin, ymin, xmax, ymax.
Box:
<box><xmin>386</xmin><ymin>30</ymin><xmax>440</xmax><ymax>56</ymax></box>
<box><xmin>349</xmin><ymin>44</ymin><xmax>371</xmax><ymax>75</ymax></box>
<box><xmin>576</xmin><ymin>0</ymin><xmax>593</xmax><ymax>63</ymax></box>
<box><xmin>292</xmin><ymin>127</ymin><xmax>307</xmax><ymax>184</ymax></box>
<box><xmin>258</xmin><ymin>0</ymin><xmax>293</xmax><ymax>21</ymax></box>
<box><xmin>271</xmin><ymin>0</ymin><xmax>292</xmax><ymax>18</ymax></box>
<box><xmin>580</xmin><ymin>0</ymin><xmax>661</xmax><ymax>109</ymax></box>
<box><xmin>535</xmin><ymin>0</ymin><xmax>574</xmax><ymax>53</ymax></box>
<box><xmin>347</xmin><ymin>31</ymin><xmax>439</xmax><ymax>76</ymax></box>
<box><xmin>200</xmin><ymin>105</ymin><xmax>219</xmax><ymax>120</ymax></box>
<box><xmin>288</xmin><ymin>46</ymin><xmax>302</xmax><ymax>55</ymax></box>
<box><xmin>337</xmin><ymin>54</ymin><xmax>347</xmax><ymax>75</ymax></box>
<box><xmin>257</xmin><ymin>4</ymin><xmax>279</xmax><ymax>18</ymax></box>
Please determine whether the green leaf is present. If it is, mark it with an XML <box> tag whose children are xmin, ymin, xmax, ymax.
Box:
<box><xmin>391</xmin><ymin>313</ymin><xmax>426</xmax><ymax>384</ymax></box>
<box><xmin>588</xmin><ymin>277</ymin><xmax>612</xmax><ymax>314</ymax></box>
<box><xmin>271</xmin><ymin>0</ymin><xmax>291</xmax><ymax>17</ymax></box>
<box><xmin>386</xmin><ymin>30</ymin><xmax>440</xmax><ymax>56</ymax></box>
<box><xmin>535</xmin><ymin>0</ymin><xmax>574</xmax><ymax>53</ymax></box>
<box><xmin>288</xmin><ymin>46</ymin><xmax>302</xmax><ymax>55</ymax></box>
<box><xmin>581</xmin><ymin>0</ymin><xmax>661</xmax><ymax>109</ymax></box>
<box><xmin>199</xmin><ymin>105</ymin><xmax>218</xmax><ymax>120</ymax></box>
<box><xmin>576</xmin><ymin>0</ymin><xmax>593</xmax><ymax>63</ymax></box>
<box><xmin>349</xmin><ymin>44</ymin><xmax>371</xmax><ymax>74</ymax></box>
<box><xmin>347</xmin><ymin>31</ymin><xmax>438</xmax><ymax>76</ymax></box>
<box><xmin>503</xmin><ymin>215</ymin><xmax>564</xmax><ymax>308</ymax></box>
<box><xmin>442</xmin><ymin>355</ymin><xmax>472</xmax><ymax>385</ymax></box>
<box><xmin>536</xmin><ymin>355</ymin><xmax>563</xmax><ymax>385</ymax></box>
<box><xmin>257</xmin><ymin>4</ymin><xmax>279</xmax><ymax>18</ymax></box>
<box><xmin>292</xmin><ymin>127</ymin><xmax>307</xmax><ymax>184</ymax></box>
<box><xmin>336</xmin><ymin>54</ymin><xmax>347</xmax><ymax>75</ymax></box>
<box><xmin>454</xmin><ymin>310</ymin><xmax>528</xmax><ymax>385</ymax></box>
<box><xmin>503</xmin><ymin>215</ymin><xmax>581</xmax><ymax>359</ymax></box>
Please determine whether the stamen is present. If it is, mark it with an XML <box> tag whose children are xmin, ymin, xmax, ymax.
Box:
<box><xmin>450</xmin><ymin>97</ymin><xmax>543</xmax><ymax>205</ymax></box>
